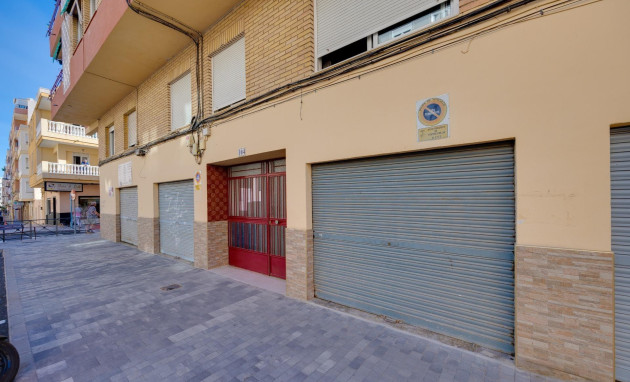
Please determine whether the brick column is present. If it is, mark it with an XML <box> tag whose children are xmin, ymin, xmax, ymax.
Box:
<box><xmin>286</xmin><ymin>228</ymin><xmax>314</xmax><ymax>300</ymax></box>
<box><xmin>515</xmin><ymin>245</ymin><xmax>614</xmax><ymax>381</ymax></box>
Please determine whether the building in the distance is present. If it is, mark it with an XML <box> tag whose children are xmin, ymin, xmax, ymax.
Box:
<box><xmin>46</xmin><ymin>0</ymin><xmax>630</xmax><ymax>381</ymax></box>
<box><xmin>6</xmin><ymin>98</ymin><xmax>34</xmax><ymax>221</ymax></box>
<box><xmin>27</xmin><ymin>88</ymin><xmax>100</xmax><ymax>224</ymax></box>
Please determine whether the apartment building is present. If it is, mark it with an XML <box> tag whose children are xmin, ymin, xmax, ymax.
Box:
<box><xmin>5</xmin><ymin>98</ymin><xmax>35</xmax><ymax>221</ymax></box>
<box><xmin>26</xmin><ymin>88</ymin><xmax>100</xmax><ymax>224</ymax></box>
<box><xmin>47</xmin><ymin>0</ymin><xmax>630</xmax><ymax>380</ymax></box>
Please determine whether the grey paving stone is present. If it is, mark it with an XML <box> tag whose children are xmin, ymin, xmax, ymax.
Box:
<box><xmin>4</xmin><ymin>235</ymin><xmax>563</xmax><ymax>382</ymax></box>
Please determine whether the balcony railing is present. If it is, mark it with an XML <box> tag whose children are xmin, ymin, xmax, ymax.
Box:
<box><xmin>37</xmin><ymin>120</ymin><xmax>97</xmax><ymax>140</ymax></box>
<box><xmin>47</xmin><ymin>162</ymin><xmax>99</xmax><ymax>177</ymax></box>
<box><xmin>50</xmin><ymin>70</ymin><xmax>63</xmax><ymax>100</ymax></box>
<box><xmin>46</xmin><ymin>0</ymin><xmax>62</xmax><ymax>37</ymax></box>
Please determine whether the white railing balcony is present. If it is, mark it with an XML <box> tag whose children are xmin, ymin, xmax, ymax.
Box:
<box><xmin>40</xmin><ymin>161</ymin><xmax>99</xmax><ymax>177</ymax></box>
<box><xmin>48</xmin><ymin>162</ymin><xmax>99</xmax><ymax>176</ymax></box>
<box><xmin>37</xmin><ymin>119</ymin><xmax>98</xmax><ymax>141</ymax></box>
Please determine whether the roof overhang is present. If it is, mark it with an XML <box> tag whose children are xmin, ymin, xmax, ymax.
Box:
<box><xmin>51</xmin><ymin>0</ymin><xmax>240</xmax><ymax>128</ymax></box>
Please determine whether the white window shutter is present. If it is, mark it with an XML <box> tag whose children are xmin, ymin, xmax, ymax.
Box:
<box><xmin>316</xmin><ymin>0</ymin><xmax>448</xmax><ymax>57</ymax></box>
<box><xmin>127</xmin><ymin>110</ymin><xmax>137</xmax><ymax>147</ymax></box>
<box><xmin>212</xmin><ymin>37</ymin><xmax>246</xmax><ymax>112</ymax></box>
<box><xmin>61</xmin><ymin>14</ymin><xmax>72</xmax><ymax>92</ymax></box>
<box><xmin>170</xmin><ymin>73</ymin><xmax>192</xmax><ymax>130</ymax></box>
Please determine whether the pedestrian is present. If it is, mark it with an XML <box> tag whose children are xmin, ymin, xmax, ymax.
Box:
<box><xmin>74</xmin><ymin>204</ymin><xmax>83</xmax><ymax>230</ymax></box>
<box><xmin>86</xmin><ymin>202</ymin><xmax>100</xmax><ymax>233</ymax></box>
<box><xmin>81</xmin><ymin>158</ymin><xmax>89</xmax><ymax>166</ymax></box>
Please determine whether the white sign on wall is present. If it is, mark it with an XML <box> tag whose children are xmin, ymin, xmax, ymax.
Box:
<box><xmin>416</xmin><ymin>94</ymin><xmax>450</xmax><ymax>142</ymax></box>
<box><xmin>118</xmin><ymin>162</ymin><xmax>132</xmax><ymax>187</ymax></box>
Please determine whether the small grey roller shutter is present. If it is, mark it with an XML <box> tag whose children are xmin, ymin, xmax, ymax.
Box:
<box><xmin>312</xmin><ymin>142</ymin><xmax>515</xmax><ymax>353</ymax></box>
<box><xmin>119</xmin><ymin>187</ymin><xmax>138</xmax><ymax>246</ymax></box>
<box><xmin>159</xmin><ymin>180</ymin><xmax>194</xmax><ymax>261</ymax></box>
<box><xmin>316</xmin><ymin>0</ymin><xmax>447</xmax><ymax>57</ymax></box>
<box><xmin>612</xmin><ymin>127</ymin><xmax>630</xmax><ymax>382</ymax></box>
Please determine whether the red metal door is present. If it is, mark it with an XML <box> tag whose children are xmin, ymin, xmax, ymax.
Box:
<box><xmin>228</xmin><ymin>159</ymin><xmax>286</xmax><ymax>279</ymax></box>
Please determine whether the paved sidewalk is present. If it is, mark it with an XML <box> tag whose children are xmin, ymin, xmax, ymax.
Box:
<box><xmin>3</xmin><ymin>235</ymin><xmax>558</xmax><ymax>382</ymax></box>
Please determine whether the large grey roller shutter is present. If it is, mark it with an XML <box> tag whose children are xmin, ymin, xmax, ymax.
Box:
<box><xmin>612</xmin><ymin>127</ymin><xmax>630</xmax><ymax>382</ymax></box>
<box><xmin>159</xmin><ymin>180</ymin><xmax>194</xmax><ymax>261</ymax></box>
<box><xmin>312</xmin><ymin>142</ymin><xmax>515</xmax><ymax>353</ymax></box>
<box><xmin>119</xmin><ymin>187</ymin><xmax>138</xmax><ymax>246</ymax></box>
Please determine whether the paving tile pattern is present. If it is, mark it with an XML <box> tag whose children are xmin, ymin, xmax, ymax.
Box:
<box><xmin>3</xmin><ymin>236</ymin><xmax>560</xmax><ymax>382</ymax></box>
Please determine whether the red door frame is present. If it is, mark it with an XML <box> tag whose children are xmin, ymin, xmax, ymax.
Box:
<box><xmin>228</xmin><ymin>161</ymin><xmax>286</xmax><ymax>279</ymax></box>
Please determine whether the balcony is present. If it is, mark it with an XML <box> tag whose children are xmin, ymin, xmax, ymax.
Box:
<box><xmin>36</xmin><ymin>119</ymin><xmax>98</xmax><ymax>148</ymax></box>
<box><xmin>50</xmin><ymin>0</ymin><xmax>240</xmax><ymax>128</ymax></box>
<box><xmin>32</xmin><ymin>161</ymin><xmax>99</xmax><ymax>188</ymax></box>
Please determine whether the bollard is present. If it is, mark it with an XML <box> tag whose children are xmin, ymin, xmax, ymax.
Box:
<box><xmin>55</xmin><ymin>219</ymin><xmax>58</xmax><ymax>236</ymax></box>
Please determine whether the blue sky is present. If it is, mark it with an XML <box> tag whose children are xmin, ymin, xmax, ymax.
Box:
<box><xmin>0</xmin><ymin>0</ymin><xmax>60</xmax><ymax>173</ymax></box>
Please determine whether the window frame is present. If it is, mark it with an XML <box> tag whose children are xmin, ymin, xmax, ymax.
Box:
<box><xmin>211</xmin><ymin>36</ymin><xmax>247</xmax><ymax>113</ymax></box>
<box><xmin>316</xmin><ymin>0</ymin><xmax>458</xmax><ymax>71</ymax></box>
<box><xmin>107</xmin><ymin>125</ymin><xmax>115</xmax><ymax>157</ymax></box>
<box><xmin>169</xmin><ymin>72</ymin><xmax>192</xmax><ymax>131</ymax></box>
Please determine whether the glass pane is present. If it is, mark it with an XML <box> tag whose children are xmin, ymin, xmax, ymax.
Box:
<box><xmin>229</xmin><ymin>162</ymin><xmax>264</xmax><ymax>177</ymax></box>
<box><xmin>269</xmin><ymin>175</ymin><xmax>286</xmax><ymax>219</ymax></box>
<box><xmin>270</xmin><ymin>225</ymin><xmax>285</xmax><ymax>257</ymax></box>
<box><xmin>229</xmin><ymin>222</ymin><xmax>267</xmax><ymax>253</ymax></box>
<box><xmin>270</xmin><ymin>159</ymin><xmax>286</xmax><ymax>173</ymax></box>
<box><xmin>229</xmin><ymin>176</ymin><xmax>267</xmax><ymax>218</ymax></box>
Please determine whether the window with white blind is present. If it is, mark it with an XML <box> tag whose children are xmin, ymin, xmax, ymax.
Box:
<box><xmin>212</xmin><ymin>37</ymin><xmax>246</xmax><ymax>112</ymax></box>
<box><xmin>317</xmin><ymin>0</ymin><xmax>456</xmax><ymax>69</ymax></box>
<box><xmin>107</xmin><ymin>126</ymin><xmax>115</xmax><ymax>157</ymax></box>
<box><xmin>126</xmin><ymin>110</ymin><xmax>137</xmax><ymax>148</ymax></box>
<box><xmin>170</xmin><ymin>73</ymin><xmax>192</xmax><ymax>130</ymax></box>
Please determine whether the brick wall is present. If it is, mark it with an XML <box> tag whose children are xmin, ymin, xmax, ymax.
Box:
<box><xmin>515</xmin><ymin>245</ymin><xmax>614</xmax><ymax>381</ymax></box>
<box><xmin>98</xmin><ymin>91</ymin><xmax>137</xmax><ymax>161</ymax></box>
<box><xmin>203</xmin><ymin>0</ymin><xmax>314</xmax><ymax>113</ymax></box>
<box><xmin>96</xmin><ymin>0</ymin><xmax>314</xmax><ymax>160</ymax></box>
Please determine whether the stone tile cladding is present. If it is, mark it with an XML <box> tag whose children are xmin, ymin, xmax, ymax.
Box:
<box><xmin>207</xmin><ymin>165</ymin><xmax>228</xmax><ymax>222</ymax></box>
<box><xmin>99</xmin><ymin>214</ymin><xmax>119</xmax><ymax>242</ymax></box>
<box><xmin>209</xmin><ymin>221</ymin><xmax>229</xmax><ymax>268</ymax></box>
<box><xmin>193</xmin><ymin>221</ymin><xmax>229</xmax><ymax>270</ymax></box>
<box><xmin>137</xmin><ymin>217</ymin><xmax>159</xmax><ymax>254</ymax></box>
<box><xmin>194</xmin><ymin>221</ymin><xmax>209</xmax><ymax>269</ymax></box>
<box><xmin>515</xmin><ymin>245</ymin><xmax>614</xmax><ymax>382</ymax></box>
<box><xmin>286</xmin><ymin>228</ymin><xmax>313</xmax><ymax>300</ymax></box>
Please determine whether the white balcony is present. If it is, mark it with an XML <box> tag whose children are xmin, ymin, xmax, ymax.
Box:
<box><xmin>36</xmin><ymin>119</ymin><xmax>98</xmax><ymax>142</ymax></box>
<box><xmin>38</xmin><ymin>161</ymin><xmax>99</xmax><ymax>177</ymax></box>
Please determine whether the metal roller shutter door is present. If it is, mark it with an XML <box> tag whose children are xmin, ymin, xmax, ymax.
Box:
<box><xmin>119</xmin><ymin>187</ymin><xmax>138</xmax><ymax>246</ymax></box>
<box><xmin>159</xmin><ymin>180</ymin><xmax>194</xmax><ymax>261</ymax></box>
<box><xmin>612</xmin><ymin>127</ymin><xmax>630</xmax><ymax>382</ymax></box>
<box><xmin>312</xmin><ymin>142</ymin><xmax>515</xmax><ymax>353</ymax></box>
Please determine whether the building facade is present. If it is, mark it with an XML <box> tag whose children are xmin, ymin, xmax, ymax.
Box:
<box><xmin>27</xmin><ymin>88</ymin><xmax>100</xmax><ymax>224</ymax></box>
<box><xmin>47</xmin><ymin>0</ymin><xmax>630</xmax><ymax>380</ymax></box>
<box><xmin>5</xmin><ymin>98</ymin><xmax>35</xmax><ymax>221</ymax></box>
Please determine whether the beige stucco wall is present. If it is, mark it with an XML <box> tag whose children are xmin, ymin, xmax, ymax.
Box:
<box><xmin>98</xmin><ymin>0</ymin><xmax>629</xmax><ymax>256</ymax></box>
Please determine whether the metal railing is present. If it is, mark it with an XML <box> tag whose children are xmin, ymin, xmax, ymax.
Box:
<box><xmin>47</xmin><ymin>162</ymin><xmax>99</xmax><ymax>176</ymax></box>
<box><xmin>50</xmin><ymin>70</ymin><xmax>63</xmax><ymax>100</ymax></box>
<box><xmin>46</xmin><ymin>0</ymin><xmax>62</xmax><ymax>37</ymax></box>
<box><xmin>0</xmin><ymin>218</ymin><xmax>100</xmax><ymax>242</ymax></box>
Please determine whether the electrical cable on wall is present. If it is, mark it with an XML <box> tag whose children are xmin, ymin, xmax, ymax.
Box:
<box><xmin>103</xmin><ymin>0</ymin><xmax>590</xmax><ymax>166</ymax></box>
